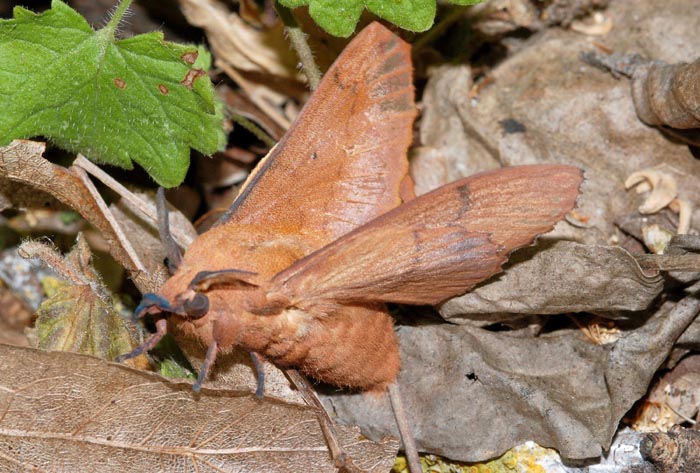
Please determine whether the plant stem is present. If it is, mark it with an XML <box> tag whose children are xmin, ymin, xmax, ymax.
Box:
<box><xmin>227</xmin><ymin>110</ymin><xmax>277</xmax><ymax>148</ymax></box>
<box><xmin>105</xmin><ymin>0</ymin><xmax>133</xmax><ymax>36</ymax></box>
<box><xmin>413</xmin><ymin>5</ymin><xmax>468</xmax><ymax>53</ymax></box>
<box><xmin>274</xmin><ymin>3</ymin><xmax>322</xmax><ymax>91</ymax></box>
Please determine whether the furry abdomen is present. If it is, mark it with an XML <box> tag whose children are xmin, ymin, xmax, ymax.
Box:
<box><xmin>263</xmin><ymin>304</ymin><xmax>400</xmax><ymax>392</ymax></box>
<box><xmin>171</xmin><ymin>300</ymin><xmax>400</xmax><ymax>392</ymax></box>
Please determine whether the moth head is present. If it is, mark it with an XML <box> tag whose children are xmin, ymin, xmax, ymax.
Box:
<box><xmin>134</xmin><ymin>269</ymin><xmax>262</xmax><ymax>321</ymax></box>
<box><xmin>133</xmin><ymin>291</ymin><xmax>209</xmax><ymax>320</ymax></box>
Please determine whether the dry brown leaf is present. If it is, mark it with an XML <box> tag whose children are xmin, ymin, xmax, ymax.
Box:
<box><xmin>179</xmin><ymin>0</ymin><xmax>302</xmax><ymax>81</ymax></box>
<box><xmin>0</xmin><ymin>140</ymin><xmax>154</xmax><ymax>293</ymax></box>
<box><xmin>0</xmin><ymin>343</ymin><xmax>398</xmax><ymax>472</ymax></box>
<box><xmin>434</xmin><ymin>3</ymin><xmax>700</xmax><ymax>246</ymax></box>
<box><xmin>440</xmin><ymin>241</ymin><xmax>664</xmax><ymax>324</ymax></box>
<box><xmin>323</xmin><ymin>279</ymin><xmax>700</xmax><ymax>462</ymax></box>
<box><xmin>411</xmin><ymin>64</ymin><xmax>500</xmax><ymax>197</ymax></box>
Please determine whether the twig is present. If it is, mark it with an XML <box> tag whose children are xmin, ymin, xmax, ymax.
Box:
<box><xmin>274</xmin><ymin>2</ymin><xmax>322</xmax><ymax>91</ymax></box>
<box><xmin>156</xmin><ymin>187</ymin><xmax>183</xmax><ymax>275</ymax></box>
<box><xmin>227</xmin><ymin>109</ymin><xmax>277</xmax><ymax>148</ymax></box>
<box><xmin>73</xmin><ymin>155</ymin><xmax>194</xmax><ymax>249</ymax></box>
<box><xmin>70</xmin><ymin>163</ymin><xmax>148</xmax><ymax>275</ymax></box>
<box><xmin>285</xmin><ymin>369</ymin><xmax>356</xmax><ymax>471</ymax></box>
<box><xmin>388</xmin><ymin>382</ymin><xmax>421</xmax><ymax>473</ymax></box>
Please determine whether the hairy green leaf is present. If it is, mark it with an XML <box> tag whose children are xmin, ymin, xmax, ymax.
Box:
<box><xmin>21</xmin><ymin>235</ymin><xmax>141</xmax><ymax>361</ymax></box>
<box><xmin>0</xmin><ymin>0</ymin><xmax>225</xmax><ymax>187</ymax></box>
<box><xmin>278</xmin><ymin>0</ymin><xmax>485</xmax><ymax>37</ymax></box>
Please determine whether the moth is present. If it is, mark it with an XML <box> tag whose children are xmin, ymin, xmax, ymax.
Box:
<box><xmin>118</xmin><ymin>22</ymin><xmax>582</xmax><ymax>470</ymax></box>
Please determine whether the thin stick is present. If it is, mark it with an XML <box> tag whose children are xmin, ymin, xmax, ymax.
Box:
<box><xmin>274</xmin><ymin>3</ymin><xmax>322</xmax><ymax>91</ymax></box>
<box><xmin>227</xmin><ymin>109</ymin><xmax>277</xmax><ymax>148</ymax></box>
<box><xmin>285</xmin><ymin>369</ymin><xmax>352</xmax><ymax>470</ymax></box>
<box><xmin>71</xmin><ymin>163</ymin><xmax>148</xmax><ymax>275</ymax></box>
<box><xmin>156</xmin><ymin>187</ymin><xmax>182</xmax><ymax>275</ymax></box>
<box><xmin>73</xmin><ymin>155</ymin><xmax>194</xmax><ymax>249</ymax></box>
<box><xmin>387</xmin><ymin>382</ymin><xmax>421</xmax><ymax>473</ymax></box>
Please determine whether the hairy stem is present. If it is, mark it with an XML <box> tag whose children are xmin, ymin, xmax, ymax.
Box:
<box><xmin>105</xmin><ymin>0</ymin><xmax>133</xmax><ymax>37</ymax></box>
<box><xmin>275</xmin><ymin>3</ymin><xmax>322</xmax><ymax>91</ymax></box>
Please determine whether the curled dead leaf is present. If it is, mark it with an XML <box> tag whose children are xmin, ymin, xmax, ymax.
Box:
<box><xmin>625</xmin><ymin>168</ymin><xmax>678</xmax><ymax>214</ymax></box>
<box><xmin>631</xmin><ymin>58</ymin><xmax>700</xmax><ymax>130</ymax></box>
<box><xmin>669</xmin><ymin>199</ymin><xmax>692</xmax><ymax>235</ymax></box>
<box><xmin>570</xmin><ymin>11</ymin><xmax>614</xmax><ymax>36</ymax></box>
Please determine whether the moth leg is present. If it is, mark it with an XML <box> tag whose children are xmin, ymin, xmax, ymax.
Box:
<box><xmin>387</xmin><ymin>383</ymin><xmax>421</xmax><ymax>473</ymax></box>
<box><xmin>156</xmin><ymin>187</ymin><xmax>182</xmax><ymax>275</ymax></box>
<box><xmin>249</xmin><ymin>351</ymin><xmax>265</xmax><ymax>399</ymax></box>
<box><xmin>115</xmin><ymin>318</ymin><xmax>168</xmax><ymax>362</ymax></box>
<box><xmin>193</xmin><ymin>340</ymin><xmax>218</xmax><ymax>393</ymax></box>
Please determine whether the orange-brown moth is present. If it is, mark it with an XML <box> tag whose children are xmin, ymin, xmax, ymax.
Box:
<box><xmin>118</xmin><ymin>22</ymin><xmax>583</xmax><ymax>471</ymax></box>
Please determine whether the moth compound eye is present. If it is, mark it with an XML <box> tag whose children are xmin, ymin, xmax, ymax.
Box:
<box><xmin>183</xmin><ymin>293</ymin><xmax>209</xmax><ymax>319</ymax></box>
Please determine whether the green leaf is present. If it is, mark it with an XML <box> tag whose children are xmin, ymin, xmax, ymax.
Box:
<box><xmin>158</xmin><ymin>358</ymin><xmax>196</xmax><ymax>381</ymax></box>
<box><xmin>365</xmin><ymin>0</ymin><xmax>435</xmax><ymax>33</ymax></box>
<box><xmin>308</xmin><ymin>0</ymin><xmax>364</xmax><ymax>38</ymax></box>
<box><xmin>0</xmin><ymin>0</ymin><xmax>225</xmax><ymax>187</ymax></box>
<box><xmin>277</xmin><ymin>0</ymin><xmax>485</xmax><ymax>37</ymax></box>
